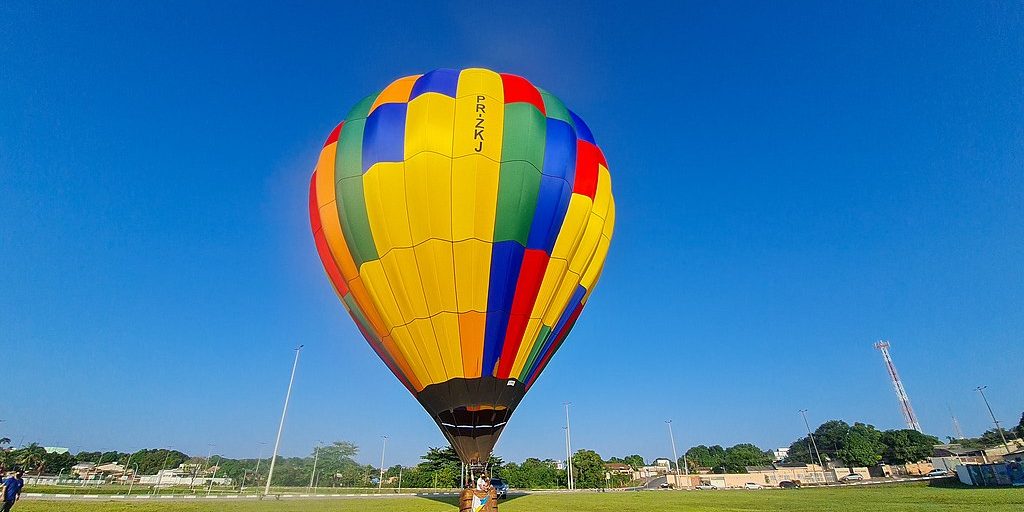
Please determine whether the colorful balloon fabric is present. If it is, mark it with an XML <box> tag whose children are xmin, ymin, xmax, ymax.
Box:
<box><xmin>309</xmin><ymin>68</ymin><xmax>615</xmax><ymax>463</ymax></box>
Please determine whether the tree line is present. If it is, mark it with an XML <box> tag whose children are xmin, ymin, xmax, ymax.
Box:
<box><xmin>5</xmin><ymin>413</ymin><xmax>1018</xmax><ymax>485</ymax></box>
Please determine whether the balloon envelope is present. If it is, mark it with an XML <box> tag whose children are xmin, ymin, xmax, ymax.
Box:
<box><xmin>309</xmin><ymin>68</ymin><xmax>614</xmax><ymax>463</ymax></box>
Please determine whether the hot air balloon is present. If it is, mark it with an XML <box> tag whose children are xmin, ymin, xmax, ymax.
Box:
<box><xmin>309</xmin><ymin>68</ymin><xmax>614</xmax><ymax>464</ymax></box>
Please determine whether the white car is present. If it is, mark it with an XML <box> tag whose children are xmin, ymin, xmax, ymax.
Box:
<box><xmin>743</xmin><ymin>482</ymin><xmax>762</xmax><ymax>489</ymax></box>
<box><xmin>927</xmin><ymin>468</ymin><xmax>949</xmax><ymax>477</ymax></box>
<box><xmin>840</xmin><ymin>473</ymin><xmax>864</xmax><ymax>482</ymax></box>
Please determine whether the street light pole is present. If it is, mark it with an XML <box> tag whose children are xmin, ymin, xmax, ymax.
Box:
<box><xmin>207</xmin><ymin>455</ymin><xmax>220</xmax><ymax>496</ymax></box>
<box><xmin>666</xmin><ymin>420</ymin><xmax>682</xmax><ymax>486</ymax></box>
<box><xmin>309</xmin><ymin>441</ymin><xmax>321</xmax><ymax>490</ymax></box>
<box><xmin>264</xmin><ymin>345</ymin><xmax>303</xmax><ymax>497</ymax></box>
<box><xmin>378</xmin><ymin>436</ymin><xmax>388</xmax><ymax>492</ymax></box>
<box><xmin>128</xmin><ymin>463</ymin><xmax>139</xmax><ymax>496</ymax></box>
<box><xmin>252</xmin><ymin>442</ymin><xmax>266</xmax><ymax>492</ymax></box>
<box><xmin>564</xmin><ymin>403</ymin><xmax>574</xmax><ymax>491</ymax></box>
<box><xmin>975</xmin><ymin>386</ymin><xmax>1012</xmax><ymax>453</ymax></box>
<box><xmin>799</xmin><ymin>410</ymin><xmax>826</xmax><ymax>484</ymax></box>
<box><xmin>153</xmin><ymin>448</ymin><xmax>174</xmax><ymax>495</ymax></box>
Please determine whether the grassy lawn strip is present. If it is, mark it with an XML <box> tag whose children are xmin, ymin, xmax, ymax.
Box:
<box><xmin>16</xmin><ymin>483</ymin><xmax>1024</xmax><ymax>512</ymax></box>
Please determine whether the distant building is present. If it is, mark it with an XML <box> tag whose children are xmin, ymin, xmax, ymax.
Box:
<box><xmin>72</xmin><ymin>462</ymin><xmax>127</xmax><ymax>479</ymax></box>
<box><xmin>43</xmin><ymin>447</ymin><xmax>70</xmax><ymax>455</ymax></box>
<box><xmin>604</xmin><ymin>463</ymin><xmax>632</xmax><ymax>476</ymax></box>
<box><xmin>652</xmin><ymin>458</ymin><xmax>673</xmax><ymax>468</ymax></box>
<box><xmin>772</xmin><ymin>448</ymin><xmax>790</xmax><ymax>462</ymax></box>
<box><xmin>661</xmin><ymin>463</ymin><xmax>871</xmax><ymax>489</ymax></box>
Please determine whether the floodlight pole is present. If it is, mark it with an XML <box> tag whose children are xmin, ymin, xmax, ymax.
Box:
<box><xmin>666</xmin><ymin>420</ymin><xmax>683</xmax><ymax>486</ymax></box>
<box><xmin>128</xmin><ymin>463</ymin><xmax>139</xmax><ymax>496</ymax></box>
<box><xmin>309</xmin><ymin>441</ymin><xmax>321</xmax><ymax>490</ymax></box>
<box><xmin>207</xmin><ymin>455</ymin><xmax>220</xmax><ymax>496</ymax></box>
<box><xmin>564</xmin><ymin>402</ymin><xmax>574</xmax><ymax>490</ymax></box>
<box><xmin>252</xmin><ymin>442</ymin><xmax>266</xmax><ymax>492</ymax></box>
<box><xmin>378</xmin><ymin>435</ymin><xmax>388</xmax><ymax>492</ymax></box>
<box><xmin>264</xmin><ymin>345</ymin><xmax>303</xmax><ymax>497</ymax></box>
<box><xmin>153</xmin><ymin>448</ymin><xmax>174</xmax><ymax>495</ymax></box>
<box><xmin>799</xmin><ymin>410</ymin><xmax>826</xmax><ymax>484</ymax></box>
<box><xmin>975</xmin><ymin>386</ymin><xmax>1012</xmax><ymax>453</ymax></box>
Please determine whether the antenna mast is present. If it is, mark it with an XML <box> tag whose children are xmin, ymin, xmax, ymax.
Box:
<box><xmin>874</xmin><ymin>340</ymin><xmax>922</xmax><ymax>432</ymax></box>
<box><xmin>947</xmin><ymin>404</ymin><xmax>965</xmax><ymax>440</ymax></box>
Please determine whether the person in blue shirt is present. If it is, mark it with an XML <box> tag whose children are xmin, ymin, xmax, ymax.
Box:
<box><xmin>1</xmin><ymin>470</ymin><xmax>24</xmax><ymax>512</ymax></box>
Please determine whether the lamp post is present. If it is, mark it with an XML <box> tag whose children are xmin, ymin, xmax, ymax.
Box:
<box><xmin>264</xmin><ymin>345</ymin><xmax>303</xmax><ymax>497</ymax></box>
<box><xmin>799</xmin><ymin>410</ymin><xmax>826</xmax><ymax>484</ymax></box>
<box><xmin>153</xmin><ymin>448</ymin><xmax>174</xmax><ymax>495</ymax></box>
<box><xmin>666</xmin><ymin>420</ymin><xmax>683</xmax><ymax>487</ymax></box>
<box><xmin>564</xmin><ymin>403</ymin><xmax>574</xmax><ymax>491</ymax></box>
<box><xmin>128</xmin><ymin>463</ymin><xmax>139</xmax><ymax>496</ymax></box>
<box><xmin>252</xmin><ymin>442</ymin><xmax>266</xmax><ymax>493</ymax></box>
<box><xmin>192</xmin><ymin>444</ymin><xmax>213</xmax><ymax>492</ymax></box>
<box><xmin>206</xmin><ymin>455</ymin><xmax>220</xmax><ymax>496</ymax></box>
<box><xmin>309</xmin><ymin>441</ymin><xmax>322</xmax><ymax>490</ymax></box>
<box><xmin>975</xmin><ymin>386</ymin><xmax>1012</xmax><ymax>453</ymax></box>
<box><xmin>378</xmin><ymin>436</ymin><xmax>388</xmax><ymax>493</ymax></box>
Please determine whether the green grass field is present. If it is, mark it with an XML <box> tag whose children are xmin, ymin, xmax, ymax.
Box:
<box><xmin>15</xmin><ymin>483</ymin><xmax>1024</xmax><ymax>511</ymax></box>
<box><xmin>25</xmin><ymin>484</ymin><xmax>449</xmax><ymax>495</ymax></box>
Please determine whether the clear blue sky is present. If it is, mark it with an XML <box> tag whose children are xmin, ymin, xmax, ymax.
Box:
<box><xmin>2</xmin><ymin>1</ymin><xmax>1022</xmax><ymax>466</ymax></box>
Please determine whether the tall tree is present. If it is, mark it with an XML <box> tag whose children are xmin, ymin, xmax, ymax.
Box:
<box><xmin>880</xmin><ymin>429</ymin><xmax>940</xmax><ymax>465</ymax></box>
<box><xmin>1015</xmin><ymin>412</ymin><xmax>1024</xmax><ymax>439</ymax></box>
<box><xmin>16</xmin><ymin>444</ymin><xmax>47</xmax><ymax>476</ymax></box>
<box><xmin>685</xmin><ymin>445</ymin><xmax>726</xmax><ymax>470</ymax></box>
<box><xmin>837</xmin><ymin>423</ymin><xmax>885</xmax><ymax>467</ymax></box>
<box><xmin>570</xmin><ymin>449</ymin><xmax>605</xmax><ymax>489</ymax></box>
<box><xmin>621</xmin><ymin>454</ymin><xmax>644</xmax><ymax>469</ymax></box>
<box><xmin>722</xmin><ymin>444</ymin><xmax>773</xmax><ymax>473</ymax></box>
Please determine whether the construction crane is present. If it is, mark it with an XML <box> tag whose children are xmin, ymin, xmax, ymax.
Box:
<box><xmin>874</xmin><ymin>341</ymin><xmax>923</xmax><ymax>432</ymax></box>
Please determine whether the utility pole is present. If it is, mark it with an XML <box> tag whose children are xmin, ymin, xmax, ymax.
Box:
<box><xmin>309</xmin><ymin>441</ymin><xmax>321</xmax><ymax>490</ymax></box>
<box><xmin>666</xmin><ymin>420</ymin><xmax>682</xmax><ymax>486</ymax></box>
<box><xmin>799</xmin><ymin>410</ymin><xmax>826</xmax><ymax>483</ymax></box>
<box><xmin>975</xmin><ymin>386</ymin><xmax>1012</xmax><ymax>453</ymax></box>
<box><xmin>207</xmin><ymin>455</ymin><xmax>220</xmax><ymax>496</ymax></box>
<box><xmin>875</xmin><ymin>341</ymin><xmax>923</xmax><ymax>432</ymax></box>
<box><xmin>153</xmin><ymin>448</ymin><xmax>174</xmax><ymax>495</ymax></box>
<box><xmin>264</xmin><ymin>345</ymin><xmax>303</xmax><ymax>496</ymax></box>
<box><xmin>564</xmin><ymin>403</ymin><xmax>574</xmax><ymax>491</ymax></box>
<box><xmin>252</xmin><ymin>442</ymin><xmax>266</xmax><ymax>492</ymax></box>
<box><xmin>378</xmin><ymin>435</ymin><xmax>388</xmax><ymax>492</ymax></box>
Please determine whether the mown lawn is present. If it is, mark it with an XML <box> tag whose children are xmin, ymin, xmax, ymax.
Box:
<box><xmin>17</xmin><ymin>483</ymin><xmax>1024</xmax><ymax>512</ymax></box>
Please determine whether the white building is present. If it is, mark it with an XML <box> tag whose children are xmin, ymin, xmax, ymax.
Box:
<box><xmin>773</xmin><ymin>448</ymin><xmax>790</xmax><ymax>462</ymax></box>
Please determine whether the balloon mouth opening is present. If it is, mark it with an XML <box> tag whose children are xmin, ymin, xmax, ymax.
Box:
<box><xmin>415</xmin><ymin>376</ymin><xmax>528</xmax><ymax>464</ymax></box>
<box><xmin>437</xmin><ymin>406</ymin><xmax>514</xmax><ymax>436</ymax></box>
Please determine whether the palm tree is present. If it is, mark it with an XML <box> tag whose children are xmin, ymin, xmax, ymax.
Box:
<box><xmin>17</xmin><ymin>443</ymin><xmax>46</xmax><ymax>476</ymax></box>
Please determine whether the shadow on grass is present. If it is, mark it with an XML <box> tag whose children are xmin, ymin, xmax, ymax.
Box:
<box><xmin>417</xmin><ymin>492</ymin><xmax>527</xmax><ymax>508</ymax></box>
<box><xmin>925</xmin><ymin>478</ymin><xmax>1017</xmax><ymax>490</ymax></box>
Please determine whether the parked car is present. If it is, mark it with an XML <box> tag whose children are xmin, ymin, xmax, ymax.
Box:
<box><xmin>659</xmin><ymin>482</ymin><xmax>672</xmax><ymax>489</ymax></box>
<box><xmin>490</xmin><ymin>478</ymin><xmax>509</xmax><ymax>499</ymax></box>
<box><xmin>927</xmin><ymin>468</ymin><xmax>949</xmax><ymax>477</ymax></box>
<box><xmin>744</xmin><ymin>482</ymin><xmax>762</xmax><ymax>489</ymax></box>
<box><xmin>779</xmin><ymin>480</ymin><xmax>801</xmax><ymax>489</ymax></box>
<box><xmin>696</xmin><ymin>483</ymin><xmax>719</xmax><ymax>490</ymax></box>
<box><xmin>840</xmin><ymin>473</ymin><xmax>864</xmax><ymax>482</ymax></box>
